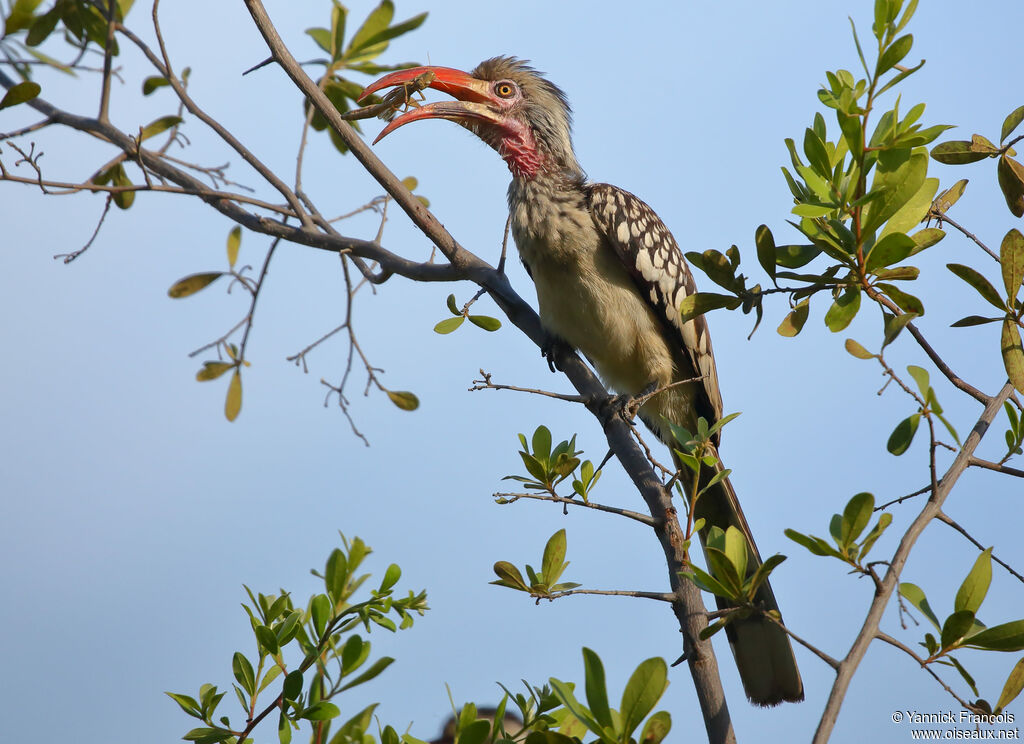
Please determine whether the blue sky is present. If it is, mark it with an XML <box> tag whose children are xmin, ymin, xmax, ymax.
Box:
<box><xmin>2</xmin><ymin>1</ymin><xmax>1023</xmax><ymax>742</ymax></box>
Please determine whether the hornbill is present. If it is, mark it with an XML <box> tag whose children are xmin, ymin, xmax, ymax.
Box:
<box><xmin>361</xmin><ymin>57</ymin><xmax>803</xmax><ymax>706</ymax></box>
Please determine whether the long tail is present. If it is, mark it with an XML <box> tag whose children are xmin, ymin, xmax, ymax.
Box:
<box><xmin>676</xmin><ymin>444</ymin><xmax>804</xmax><ymax>706</ymax></box>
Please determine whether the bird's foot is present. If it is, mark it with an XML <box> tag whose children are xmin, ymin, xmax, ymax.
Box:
<box><xmin>540</xmin><ymin>334</ymin><xmax>572</xmax><ymax>373</ymax></box>
<box><xmin>597</xmin><ymin>381</ymin><xmax>658</xmax><ymax>426</ymax></box>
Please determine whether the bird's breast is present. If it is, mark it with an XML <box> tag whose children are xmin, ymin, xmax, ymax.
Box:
<box><xmin>509</xmin><ymin>185</ymin><xmax>682</xmax><ymax>408</ymax></box>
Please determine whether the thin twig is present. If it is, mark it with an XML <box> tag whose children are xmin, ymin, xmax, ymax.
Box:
<box><xmin>936</xmin><ymin>511</ymin><xmax>1024</xmax><ymax>584</ymax></box>
<box><xmin>935</xmin><ymin>212</ymin><xmax>1000</xmax><ymax>263</ymax></box>
<box><xmin>53</xmin><ymin>195</ymin><xmax>113</xmax><ymax>263</ymax></box>
<box><xmin>470</xmin><ymin>370</ymin><xmax>586</xmax><ymax>403</ymax></box>
<box><xmin>764</xmin><ymin>612</ymin><xmax>841</xmax><ymax>671</ymax></box>
<box><xmin>874</xmin><ymin>632</ymin><xmax>973</xmax><ymax>709</ymax></box>
<box><xmin>495</xmin><ymin>491</ymin><xmax>655</xmax><ymax>527</ymax></box>
<box><xmin>968</xmin><ymin>456</ymin><xmax>1024</xmax><ymax>478</ymax></box>
<box><xmin>538</xmin><ymin>588</ymin><xmax>675</xmax><ymax>602</ymax></box>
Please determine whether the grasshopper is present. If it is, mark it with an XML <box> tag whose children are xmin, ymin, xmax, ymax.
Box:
<box><xmin>341</xmin><ymin>70</ymin><xmax>437</xmax><ymax>122</ymax></box>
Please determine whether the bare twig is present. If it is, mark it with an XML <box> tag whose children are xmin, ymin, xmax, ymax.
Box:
<box><xmin>874</xmin><ymin>632</ymin><xmax>973</xmax><ymax>709</ymax></box>
<box><xmin>764</xmin><ymin>613</ymin><xmax>841</xmax><ymax>671</ymax></box>
<box><xmin>495</xmin><ymin>491</ymin><xmax>655</xmax><ymax>527</ymax></box>
<box><xmin>934</xmin><ymin>212</ymin><xmax>1000</xmax><ymax>263</ymax></box>
<box><xmin>967</xmin><ymin>456</ymin><xmax>1024</xmax><ymax>478</ymax></box>
<box><xmin>53</xmin><ymin>195</ymin><xmax>113</xmax><ymax>263</ymax></box>
<box><xmin>936</xmin><ymin>511</ymin><xmax>1024</xmax><ymax>584</ymax></box>
<box><xmin>471</xmin><ymin>370</ymin><xmax>587</xmax><ymax>404</ymax></box>
<box><xmin>537</xmin><ymin>588</ymin><xmax>675</xmax><ymax>602</ymax></box>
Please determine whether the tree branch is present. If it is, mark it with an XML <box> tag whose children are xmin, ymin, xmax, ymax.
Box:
<box><xmin>494</xmin><ymin>491</ymin><xmax>655</xmax><ymax>527</ymax></box>
<box><xmin>812</xmin><ymin>382</ymin><xmax>1015</xmax><ymax>744</ymax></box>
<box><xmin>239</xmin><ymin>4</ymin><xmax>735</xmax><ymax>741</ymax></box>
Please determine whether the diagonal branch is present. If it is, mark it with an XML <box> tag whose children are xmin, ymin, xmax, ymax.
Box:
<box><xmin>812</xmin><ymin>382</ymin><xmax>1015</xmax><ymax>744</ymax></box>
<box><xmin>239</xmin><ymin>4</ymin><xmax>735</xmax><ymax>742</ymax></box>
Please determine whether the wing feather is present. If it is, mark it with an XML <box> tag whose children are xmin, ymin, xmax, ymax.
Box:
<box><xmin>586</xmin><ymin>182</ymin><xmax>724</xmax><ymax>426</ymax></box>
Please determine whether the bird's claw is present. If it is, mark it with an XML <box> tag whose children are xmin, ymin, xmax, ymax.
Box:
<box><xmin>597</xmin><ymin>381</ymin><xmax>658</xmax><ymax>426</ymax></box>
<box><xmin>541</xmin><ymin>334</ymin><xmax>571</xmax><ymax>373</ymax></box>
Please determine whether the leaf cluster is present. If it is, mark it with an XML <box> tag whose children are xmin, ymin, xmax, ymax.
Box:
<box><xmin>434</xmin><ymin>291</ymin><xmax>502</xmax><ymax>335</ymax></box>
<box><xmin>503</xmin><ymin>425</ymin><xmax>583</xmax><ymax>495</ymax></box>
<box><xmin>541</xmin><ymin>650</ymin><xmax>671</xmax><ymax>744</ymax></box>
<box><xmin>684</xmin><ymin>525</ymin><xmax>786</xmax><ymax>640</ymax></box>
<box><xmin>785</xmin><ymin>492</ymin><xmax>892</xmax><ymax>571</ymax></box>
<box><xmin>491</xmin><ymin>529</ymin><xmax>580</xmax><ymax>599</ymax></box>
<box><xmin>302</xmin><ymin>1</ymin><xmax>427</xmax><ymax>155</ymax></box>
<box><xmin>900</xmin><ymin>549</ymin><xmax>1024</xmax><ymax>715</ymax></box>
<box><xmin>166</xmin><ymin>535</ymin><xmax>428</xmax><ymax>744</ymax></box>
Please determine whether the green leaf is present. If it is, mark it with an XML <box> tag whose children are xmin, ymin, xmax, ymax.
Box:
<box><xmin>491</xmin><ymin>561</ymin><xmax>528</xmax><ymax>591</ymax></box>
<box><xmin>139</xmin><ymin>115</ymin><xmax>182</xmax><ymax>142</ymax></box>
<box><xmin>196</xmin><ymin>361</ymin><xmax>234</xmax><ymax>382</ymax></box>
<box><xmin>858</xmin><ymin>512</ymin><xmax>892</xmax><ymax>560</ymax></box>
<box><xmin>775</xmin><ymin>244</ymin><xmax>821</xmax><ymax>269</ymax></box>
<box><xmin>165</xmin><ymin>692</ymin><xmax>202</xmax><ymax>718</ymax></box>
<box><xmin>887</xmin><ymin>414</ymin><xmax>919</xmax><ymax>455</ymax></box>
<box><xmin>1001</xmin><ymin>319</ymin><xmax>1024</xmax><ymax>395</ymax></box>
<box><xmin>678</xmin><ymin>292</ymin><xmax>741</xmax><ymax>324</ymax></box>
<box><xmin>639</xmin><ymin>710</ymin><xmax>672</xmax><ymax>744</ymax></box>
<box><xmin>379</xmin><ymin>563</ymin><xmax>401</xmax><ymax>592</ymax></box>
<box><xmin>143</xmin><ymin>75</ymin><xmax>170</xmax><ymax>96</ymax></box>
<box><xmin>876</xmin><ymin>33</ymin><xmax>913</xmax><ymax>76</ymax></box>
<box><xmin>619</xmin><ymin>658</ymin><xmax>668</xmax><ymax>737</ymax></box>
<box><xmin>968</xmin><ymin>620</ymin><xmax>1024</xmax><ymax>652</ymax></box>
<box><xmin>998</xmin><ymin>156</ymin><xmax>1024</xmax><ymax>218</ymax></box>
<box><xmin>445</xmin><ymin>293</ymin><xmax>459</xmax><ymax>315</ymax></box>
<box><xmin>547</xmin><ymin>679</ymin><xmax>609</xmax><ymax>741</ymax></box>
<box><xmin>254</xmin><ymin>624</ymin><xmax>278</xmax><ymax>655</ymax></box>
<box><xmin>907</xmin><ymin>365</ymin><xmax>930</xmax><ymax>397</ymax></box>
<box><xmin>433</xmin><ymin>316</ymin><xmax>464</xmax><ymax>334</ymax></box>
<box><xmin>0</xmin><ymin>81</ymin><xmax>41</xmax><ymax>110</ymax></box>
<box><xmin>301</xmin><ymin>702</ymin><xmax>341</xmax><ymax>721</ymax></box>
<box><xmin>339</xmin><ymin>656</ymin><xmax>394</xmax><ymax>691</ymax></box>
<box><xmin>948</xmin><ymin>264</ymin><xmax>1007</xmax><ymax>311</ymax></box>
<box><xmin>840</xmin><ymin>492</ymin><xmax>874</xmax><ymax>547</ymax></box>
<box><xmin>909</xmin><ymin>227</ymin><xmax>945</xmax><ymax>255</ymax></box>
<box><xmin>866</xmin><ymin>232</ymin><xmax>916</xmax><ymax>272</ymax></box>
<box><xmin>227</xmin><ymin>226</ymin><xmax>241</xmax><ymax>268</ymax></box>
<box><xmin>282</xmin><ymin>670</ymin><xmax>303</xmax><ymax>701</ymax></box>
<box><xmin>183</xmin><ymin>727</ymin><xmax>232</xmax><ymax>743</ymax></box>
<box><xmin>862</xmin><ymin>149</ymin><xmax>928</xmax><ymax>235</ymax></box>
<box><xmin>168</xmin><ymin>272</ymin><xmax>223</xmax><ymax>298</ymax></box>
<box><xmin>747</xmin><ymin>554</ymin><xmax>786</xmax><ymax>596</ymax></box>
<box><xmin>1002</xmin><ymin>229</ymin><xmax>1024</xmax><ymax>300</ymax></box>
<box><xmin>345</xmin><ymin>1</ymin><xmax>395</xmax><ymax>55</ymax></box>
<box><xmin>722</xmin><ymin>526</ymin><xmax>749</xmax><ymax>579</ymax></box>
<box><xmin>931</xmin><ymin>179</ymin><xmax>968</xmax><ymax>218</ymax></box>
<box><xmin>225</xmin><ymin>370</ymin><xmax>242</xmax><ymax>422</ymax></box>
<box><xmin>755</xmin><ymin>224</ymin><xmax>776</xmax><ymax>280</ymax></box>
<box><xmin>900</xmin><ymin>582</ymin><xmax>941</xmax><ymax>631</ymax></box>
<box><xmin>931</xmin><ymin>141</ymin><xmax>991</xmax><ymax>165</ymax></box>
<box><xmin>1002</xmin><ymin>105</ymin><xmax>1024</xmax><ymax>144</ymax></box>
<box><xmin>844</xmin><ymin>338</ymin><xmax>875</xmax><ymax>359</ymax></box>
<box><xmin>941</xmin><ymin>609</ymin><xmax>977</xmax><ymax>650</ymax></box>
<box><xmin>777</xmin><ymin>299</ymin><xmax>810</xmax><ymax>337</ymax></box>
<box><xmin>582</xmin><ymin>648</ymin><xmax>613</xmax><ymax>730</ymax></box>
<box><xmin>542</xmin><ymin>529</ymin><xmax>567</xmax><ymax>583</ymax></box>
<box><xmin>784</xmin><ymin>528</ymin><xmax>843</xmax><ymax>559</ymax></box>
<box><xmin>468</xmin><ymin>315</ymin><xmax>502</xmax><ymax>331</ymax></box>
<box><xmin>955</xmin><ymin>548</ymin><xmax>993</xmax><ymax>614</ymax></box>
<box><xmin>386</xmin><ymin>390</ymin><xmax>419</xmax><ymax>411</ymax></box>
<box><xmin>996</xmin><ymin>657</ymin><xmax>1024</xmax><ymax>712</ymax></box>
<box><xmin>792</xmin><ymin>202</ymin><xmax>835</xmax><ymax>218</ymax></box>
<box><xmin>877</xmin><ymin>282</ymin><xmax>924</xmax><ymax>315</ymax></box>
<box><xmin>882</xmin><ymin>311</ymin><xmax>917</xmax><ymax>348</ymax></box>
<box><xmin>232</xmin><ymin>653</ymin><xmax>255</xmax><ymax>696</ymax></box>
<box><xmin>824</xmin><ymin>286</ymin><xmax>861</xmax><ymax>332</ymax></box>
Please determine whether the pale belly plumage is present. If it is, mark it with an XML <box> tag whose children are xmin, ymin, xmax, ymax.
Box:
<box><xmin>509</xmin><ymin>188</ymin><xmax>697</xmax><ymax>440</ymax></box>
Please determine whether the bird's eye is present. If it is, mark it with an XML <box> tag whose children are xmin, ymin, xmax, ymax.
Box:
<box><xmin>494</xmin><ymin>81</ymin><xmax>517</xmax><ymax>99</ymax></box>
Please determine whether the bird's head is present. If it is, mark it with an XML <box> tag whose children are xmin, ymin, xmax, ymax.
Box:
<box><xmin>360</xmin><ymin>57</ymin><xmax>581</xmax><ymax>180</ymax></box>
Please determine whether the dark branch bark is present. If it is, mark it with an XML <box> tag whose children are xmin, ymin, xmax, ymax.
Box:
<box><xmin>237</xmin><ymin>3</ymin><xmax>734</xmax><ymax>741</ymax></box>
